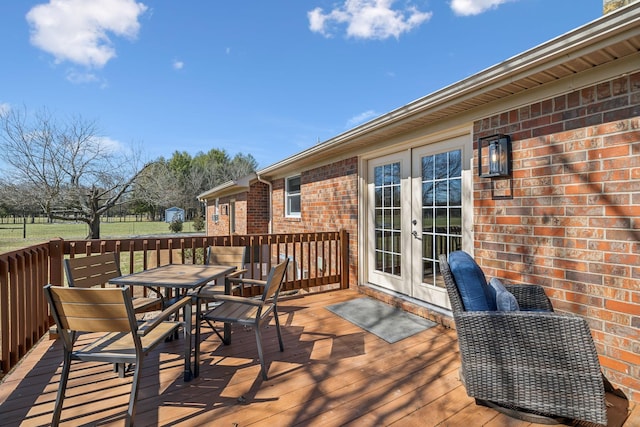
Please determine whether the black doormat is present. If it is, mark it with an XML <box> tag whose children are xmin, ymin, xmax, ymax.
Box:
<box><xmin>326</xmin><ymin>297</ymin><xmax>437</xmax><ymax>343</ymax></box>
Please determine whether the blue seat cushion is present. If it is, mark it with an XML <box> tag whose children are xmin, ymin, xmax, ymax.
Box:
<box><xmin>448</xmin><ymin>251</ymin><xmax>497</xmax><ymax>311</ymax></box>
<box><xmin>489</xmin><ymin>278</ymin><xmax>520</xmax><ymax>311</ymax></box>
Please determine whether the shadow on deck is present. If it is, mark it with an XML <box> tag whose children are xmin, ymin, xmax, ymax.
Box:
<box><xmin>0</xmin><ymin>289</ymin><xmax>637</xmax><ymax>426</ymax></box>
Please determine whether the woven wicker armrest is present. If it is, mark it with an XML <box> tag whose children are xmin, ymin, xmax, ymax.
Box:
<box><xmin>504</xmin><ymin>284</ymin><xmax>553</xmax><ymax>311</ymax></box>
<box><xmin>454</xmin><ymin>310</ymin><xmax>606</xmax><ymax>425</ymax></box>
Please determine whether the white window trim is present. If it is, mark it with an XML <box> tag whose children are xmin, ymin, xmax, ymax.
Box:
<box><xmin>285</xmin><ymin>175</ymin><xmax>301</xmax><ymax>218</ymax></box>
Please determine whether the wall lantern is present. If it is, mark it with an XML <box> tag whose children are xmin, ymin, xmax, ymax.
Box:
<box><xmin>478</xmin><ymin>134</ymin><xmax>511</xmax><ymax>178</ymax></box>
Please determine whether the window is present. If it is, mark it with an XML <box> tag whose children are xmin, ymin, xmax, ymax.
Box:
<box><xmin>373</xmin><ymin>162</ymin><xmax>402</xmax><ymax>276</ymax></box>
<box><xmin>286</xmin><ymin>175</ymin><xmax>301</xmax><ymax>217</ymax></box>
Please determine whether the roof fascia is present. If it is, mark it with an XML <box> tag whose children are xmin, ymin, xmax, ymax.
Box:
<box><xmin>197</xmin><ymin>173</ymin><xmax>257</xmax><ymax>201</ymax></box>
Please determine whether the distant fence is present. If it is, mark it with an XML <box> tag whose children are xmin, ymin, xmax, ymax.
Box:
<box><xmin>0</xmin><ymin>230</ymin><xmax>349</xmax><ymax>377</ymax></box>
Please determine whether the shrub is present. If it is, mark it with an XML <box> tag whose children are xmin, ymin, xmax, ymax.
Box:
<box><xmin>193</xmin><ymin>213</ymin><xmax>205</xmax><ymax>232</ymax></box>
<box><xmin>168</xmin><ymin>217</ymin><xmax>183</xmax><ymax>233</ymax></box>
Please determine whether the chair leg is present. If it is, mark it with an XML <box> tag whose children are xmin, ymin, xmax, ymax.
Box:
<box><xmin>274</xmin><ymin>307</ymin><xmax>284</xmax><ymax>352</ymax></box>
<box><xmin>254</xmin><ymin>325</ymin><xmax>268</xmax><ymax>381</ymax></box>
<box><xmin>205</xmin><ymin>318</ymin><xmax>229</xmax><ymax>344</ymax></box>
<box><xmin>52</xmin><ymin>351</ymin><xmax>72</xmax><ymax>427</ymax></box>
<box><xmin>126</xmin><ymin>355</ymin><xmax>143</xmax><ymax>427</ymax></box>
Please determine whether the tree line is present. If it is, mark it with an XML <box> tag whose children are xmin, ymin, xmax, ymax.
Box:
<box><xmin>0</xmin><ymin>107</ymin><xmax>257</xmax><ymax>238</ymax></box>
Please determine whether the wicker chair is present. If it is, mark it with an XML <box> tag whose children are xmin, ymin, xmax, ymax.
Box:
<box><xmin>439</xmin><ymin>251</ymin><xmax>610</xmax><ymax>425</ymax></box>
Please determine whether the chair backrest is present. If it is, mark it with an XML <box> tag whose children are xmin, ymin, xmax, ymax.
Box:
<box><xmin>261</xmin><ymin>259</ymin><xmax>289</xmax><ymax>302</ymax></box>
<box><xmin>439</xmin><ymin>251</ymin><xmax>497</xmax><ymax>312</ymax></box>
<box><xmin>44</xmin><ymin>285</ymin><xmax>137</xmax><ymax>337</ymax></box>
<box><xmin>439</xmin><ymin>254</ymin><xmax>465</xmax><ymax>314</ymax></box>
<box><xmin>206</xmin><ymin>246</ymin><xmax>247</xmax><ymax>271</ymax></box>
<box><xmin>64</xmin><ymin>252</ymin><xmax>122</xmax><ymax>288</ymax></box>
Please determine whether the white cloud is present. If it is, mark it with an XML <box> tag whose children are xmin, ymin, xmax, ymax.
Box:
<box><xmin>347</xmin><ymin>110</ymin><xmax>379</xmax><ymax>127</ymax></box>
<box><xmin>0</xmin><ymin>102</ymin><xmax>10</xmax><ymax>116</ymax></box>
<box><xmin>65</xmin><ymin>69</ymin><xmax>100</xmax><ymax>84</ymax></box>
<box><xmin>450</xmin><ymin>0</ymin><xmax>514</xmax><ymax>16</ymax></box>
<box><xmin>308</xmin><ymin>0</ymin><xmax>432</xmax><ymax>40</ymax></box>
<box><xmin>98</xmin><ymin>136</ymin><xmax>126</xmax><ymax>154</ymax></box>
<box><xmin>173</xmin><ymin>60</ymin><xmax>184</xmax><ymax>70</ymax></box>
<box><xmin>26</xmin><ymin>0</ymin><xmax>148</xmax><ymax>68</ymax></box>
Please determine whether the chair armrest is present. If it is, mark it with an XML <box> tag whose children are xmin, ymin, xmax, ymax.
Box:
<box><xmin>137</xmin><ymin>296</ymin><xmax>191</xmax><ymax>336</ymax></box>
<box><xmin>228</xmin><ymin>269</ymin><xmax>248</xmax><ymax>279</ymax></box>
<box><xmin>454</xmin><ymin>310</ymin><xmax>606</xmax><ymax>423</ymax></box>
<box><xmin>505</xmin><ymin>284</ymin><xmax>553</xmax><ymax>311</ymax></box>
<box><xmin>213</xmin><ymin>294</ymin><xmax>263</xmax><ymax>306</ymax></box>
<box><xmin>229</xmin><ymin>277</ymin><xmax>267</xmax><ymax>287</ymax></box>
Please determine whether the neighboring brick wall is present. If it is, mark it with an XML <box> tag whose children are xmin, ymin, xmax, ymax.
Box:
<box><xmin>247</xmin><ymin>181</ymin><xmax>269</xmax><ymax>234</ymax></box>
<box><xmin>474</xmin><ymin>72</ymin><xmax>640</xmax><ymax>403</ymax></box>
<box><xmin>206</xmin><ymin>199</ymin><xmax>230</xmax><ymax>235</ymax></box>
<box><xmin>204</xmin><ymin>182</ymin><xmax>269</xmax><ymax>235</ymax></box>
<box><xmin>272</xmin><ymin>157</ymin><xmax>359</xmax><ymax>287</ymax></box>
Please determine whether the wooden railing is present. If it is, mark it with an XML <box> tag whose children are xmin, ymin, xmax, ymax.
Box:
<box><xmin>0</xmin><ymin>230</ymin><xmax>349</xmax><ymax>378</ymax></box>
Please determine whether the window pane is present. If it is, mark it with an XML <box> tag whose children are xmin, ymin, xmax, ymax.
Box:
<box><xmin>450</xmin><ymin>208</ymin><xmax>462</xmax><ymax>234</ymax></box>
<box><xmin>375</xmin><ymin>166</ymin><xmax>383</xmax><ymax>186</ymax></box>
<box><xmin>449</xmin><ymin>179</ymin><xmax>461</xmax><ymax>206</ymax></box>
<box><xmin>287</xmin><ymin>176</ymin><xmax>301</xmax><ymax>192</ymax></box>
<box><xmin>289</xmin><ymin>195</ymin><xmax>300</xmax><ymax>214</ymax></box>
<box><xmin>435</xmin><ymin>181</ymin><xmax>448</xmax><ymax>206</ymax></box>
<box><xmin>449</xmin><ymin>149</ymin><xmax>462</xmax><ymax>177</ymax></box>
<box><xmin>422</xmin><ymin>156</ymin><xmax>434</xmax><ymax>181</ymax></box>
<box><xmin>435</xmin><ymin>153</ymin><xmax>448</xmax><ymax>180</ymax></box>
<box><xmin>422</xmin><ymin>182</ymin><xmax>433</xmax><ymax>206</ymax></box>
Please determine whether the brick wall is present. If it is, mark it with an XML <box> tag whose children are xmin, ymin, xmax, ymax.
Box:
<box><xmin>272</xmin><ymin>157</ymin><xmax>359</xmax><ymax>287</ymax></box>
<box><xmin>247</xmin><ymin>181</ymin><xmax>270</xmax><ymax>234</ymax></box>
<box><xmin>206</xmin><ymin>200</ymin><xmax>230</xmax><ymax>236</ymax></box>
<box><xmin>474</xmin><ymin>71</ymin><xmax>640</xmax><ymax>403</ymax></box>
<box><xmin>205</xmin><ymin>182</ymin><xmax>270</xmax><ymax>235</ymax></box>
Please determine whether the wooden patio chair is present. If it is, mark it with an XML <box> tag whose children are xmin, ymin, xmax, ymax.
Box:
<box><xmin>195</xmin><ymin>259</ymin><xmax>289</xmax><ymax>380</ymax></box>
<box><xmin>439</xmin><ymin>250</ymin><xmax>627</xmax><ymax>425</ymax></box>
<box><xmin>44</xmin><ymin>284</ymin><xmax>191</xmax><ymax>427</ymax></box>
<box><xmin>196</xmin><ymin>245</ymin><xmax>248</xmax><ymax>299</ymax></box>
<box><xmin>64</xmin><ymin>252</ymin><xmax>163</xmax><ymax>313</ymax></box>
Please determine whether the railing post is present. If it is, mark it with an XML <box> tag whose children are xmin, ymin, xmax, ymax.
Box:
<box><xmin>340</xmin><ymin>229</ymin><xmax>349</xmax><ymax>289</ymax></box>
<box><xmin>49</xmin><ymin>238</ymin><xmax>64</xmax><ymax>287</ymax></box>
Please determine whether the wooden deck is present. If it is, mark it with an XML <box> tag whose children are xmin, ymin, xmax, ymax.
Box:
<box><xmin>0</xmin><ymin>289</ymin><xmax>637</xmax><ymax>427</ymax></box>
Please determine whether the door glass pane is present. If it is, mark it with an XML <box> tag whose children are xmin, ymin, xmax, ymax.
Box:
<box><xmin>373</xmin><ymin>162</ymin><xmax>402</xmax><ymax>277</ymax></box>
<box><xmin>421</xmin><ymin>149</ymin><xmax>463</xmax><ymax>287</ymax></box>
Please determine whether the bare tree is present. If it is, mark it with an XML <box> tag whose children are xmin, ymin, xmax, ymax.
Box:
<box><xmin>132</xmin><ymin>161</ymin><xmax>182</xmax><ymax>220</ymax></box>
<box><xmin>0</xmin><ymin>107</ymin><xmax>149</xmax><ymax>239</ymax></box>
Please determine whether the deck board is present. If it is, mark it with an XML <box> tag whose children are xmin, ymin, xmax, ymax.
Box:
<box><xmin>0</xmin><ymin>289</ymin><xmax>637</xmax><ymax>427</ymax></box>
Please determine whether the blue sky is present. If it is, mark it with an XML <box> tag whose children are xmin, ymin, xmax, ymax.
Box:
<box><xmin>0</xmin><ymin>1</ymin><xmax>604</xmax><ymax>169</ymax></box>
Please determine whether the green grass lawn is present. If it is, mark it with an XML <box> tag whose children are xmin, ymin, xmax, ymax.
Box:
<box><xmin>0</xmin><ymin>219</ymin><xmax>201</xmax><ymax>255</ymax></box>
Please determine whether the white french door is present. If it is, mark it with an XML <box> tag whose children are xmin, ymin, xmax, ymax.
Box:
<box><xmin>366</xmin><ymin>136</ymin><xmax>470</xmax><ymax>308</ymax></box>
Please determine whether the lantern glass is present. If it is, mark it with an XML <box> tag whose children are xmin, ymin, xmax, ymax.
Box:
<box><xmin>479</xmin><ymin>134</ymin><xmax>511</xmax><ymax>178</ymax></box>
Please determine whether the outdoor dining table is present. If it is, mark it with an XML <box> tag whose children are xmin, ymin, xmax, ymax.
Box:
<box><xmin>109</xmin><ymin>263</ymin><xmax>237</xmax><ymax>381</ymax></box>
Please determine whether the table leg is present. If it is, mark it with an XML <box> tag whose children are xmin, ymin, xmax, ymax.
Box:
<box><xmin>183</xmin><ymin>303</ymin><xmax>193</xmax><ymax>382</ymax></box>
<box><xmin>194</xmin><ymin>298</ymin><xmax>201</xmax><ymax>378</ymax></box>
<box><xmin>224</xmin><ymin>277</ymin><xmax>232</xmax><ymax>344</ymax></box>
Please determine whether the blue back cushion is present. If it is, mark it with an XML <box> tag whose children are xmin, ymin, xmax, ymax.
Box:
<box><xmin>448</xmin><ymin>251</ymin><xmax>497</xmax><ymax>311</ymax></box>
<box><xmin>489</xmin><ymin>278</ymin><xmax>520</xmax><ymax>311</ymax></box>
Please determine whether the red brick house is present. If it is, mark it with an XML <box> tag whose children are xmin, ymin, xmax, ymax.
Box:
<box><xmin>198</xmin><ymin>2</ymin><xmax>640</xmax><ymax>403</ymax></box>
